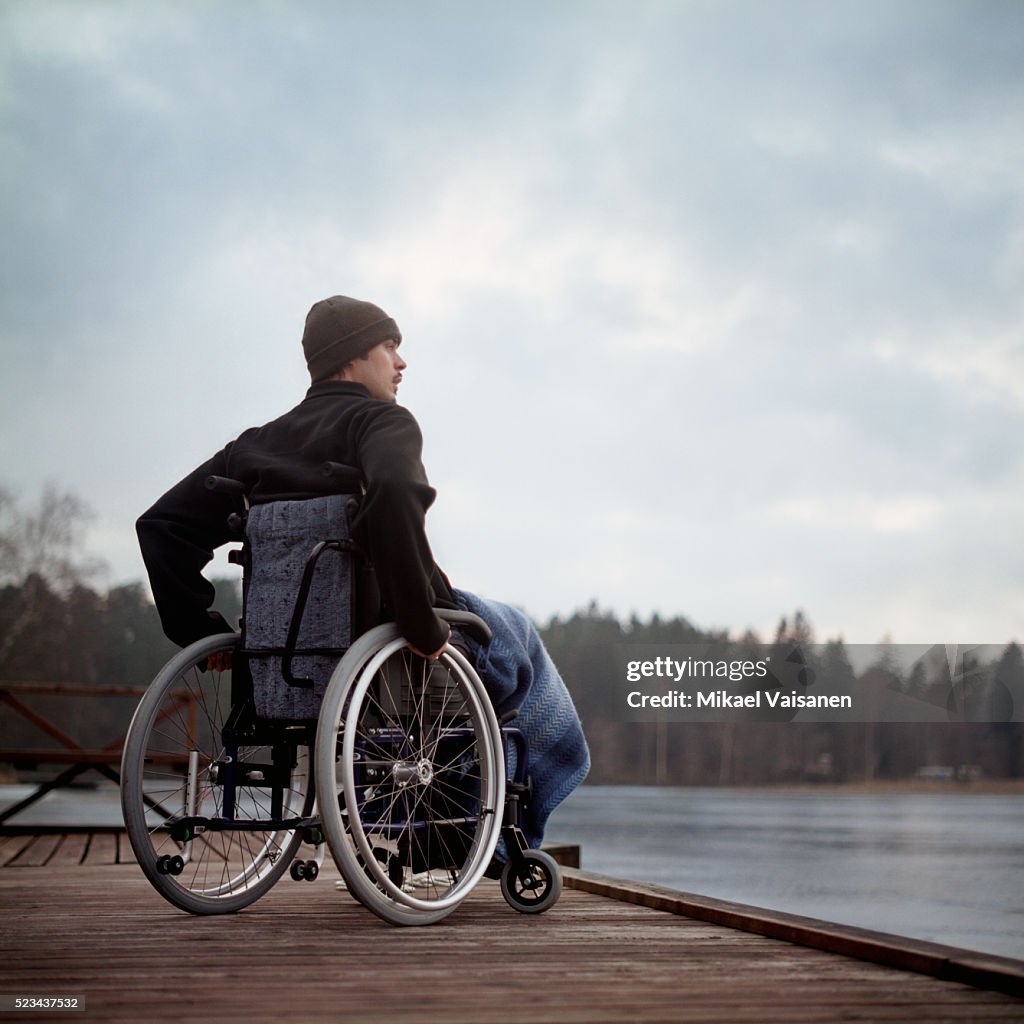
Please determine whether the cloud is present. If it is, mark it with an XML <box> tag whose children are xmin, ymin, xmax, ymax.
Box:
<box><xmin>768</xmin><ymin>494</ymin><xmax>941</xmax><ymax>534</ymax></box>
<box><xmin>872</xmin><ymin>326</ymin><xmax>1024</xmax><ymax>411</ymax></box>
<box><xmin>2</xmin><ymin>0</ymin><xmax>1023</xmax><ymax>646</ymax></box>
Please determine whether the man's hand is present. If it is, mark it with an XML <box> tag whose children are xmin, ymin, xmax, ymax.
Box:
<box><xmin>206</xmin><ymin>649</ymin><xmax>233</xmax><ymax>672</ymax></box>
<box><xmin>409</xmin><ymin>627</ymin><xmax>451</xmax><ymax>662</ymax></box>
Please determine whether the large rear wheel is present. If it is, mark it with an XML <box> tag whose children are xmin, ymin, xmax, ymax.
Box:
<box><xmin>120</xmin><ymin>633</ymin><xmax>314</xmax><ymax>914</ymax></box>
<box><xmin>316</xmin><ymin>625</ymin><xmax>504</xmax><ymax>925</ymax></box>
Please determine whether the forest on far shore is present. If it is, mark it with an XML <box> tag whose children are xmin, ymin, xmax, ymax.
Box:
<box><xmin>2</xmin><ymin>485</ymin><xmax>1021</xmax><ymax>787</ymax></box>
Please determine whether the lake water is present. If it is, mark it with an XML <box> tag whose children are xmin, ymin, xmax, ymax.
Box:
<box><xmin>4</xmin><ymin>782</ymin><xmax>1022</xmax><ymax>961</ymax></box>
<box><xmin>544</xmin><ymin>785</ymin><xmax>1024</xmax><ymax>961</ymax></box>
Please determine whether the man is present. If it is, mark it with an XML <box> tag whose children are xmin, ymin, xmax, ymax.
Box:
<box><xmin>137</xmin><ymin>294</ymin><xmax>588</xmax><ymax>847</ymax></box>
<box><xmin>137</xmin><ymin>295</ymin><xmax>451</xmax><ymax>660</ymax></box>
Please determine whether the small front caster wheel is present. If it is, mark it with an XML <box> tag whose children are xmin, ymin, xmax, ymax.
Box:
<box><xmin>303</xmin><ymin>859</ymin><xmax>319</xmax><ymax>882</ymax></box>
<box><xmin>500</xmin><ymin>850</ymin><xmax>562</xmax><ymax>914</ymax></box>
<box><xmin>156</xmin><ymin>854</ymin><xmax>185</xmax><ymax>876</ymax></box>
<box><xmin>290</xmin><ymin>859</ymin><xmax>307</xmax><ymax>881</ymax></box>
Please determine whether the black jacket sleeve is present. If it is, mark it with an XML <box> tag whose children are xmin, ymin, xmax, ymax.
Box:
<box><xmin>136</xmin><ymin>450</ymin><xmax>244</xmax><ymax>648</ymax></box>
<box><xmin>349</xmin><ymin>406</ymin><xmax>451</xmax><ymax>655</ymax></box>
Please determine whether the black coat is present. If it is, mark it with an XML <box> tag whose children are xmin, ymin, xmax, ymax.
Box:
<box><xmin>136</xmin><ymin>380</ymin><xmax>453</xmax><ymax>654</ymax></box>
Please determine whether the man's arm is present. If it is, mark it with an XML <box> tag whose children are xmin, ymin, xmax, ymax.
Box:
<box><xmin>351</xmin><ymin>406</ymin><xmax>451</xmax><ymax>656</ymax></box>
<box><xmin>136</xmin><ymin>450</ymin><xmax>244</xmax><ymax>648</ymax></box>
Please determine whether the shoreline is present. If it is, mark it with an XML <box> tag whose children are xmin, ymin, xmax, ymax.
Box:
<box><xmin>582</xmin><ymin>778</ymin><xmax>1024</xmax><ymax>795</ymax></box>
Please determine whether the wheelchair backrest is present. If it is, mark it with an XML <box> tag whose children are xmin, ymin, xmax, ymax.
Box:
<box><xmin>243</xmin><ymin>493</ymin><xmax>358</xmax><ymax>720</ymax></box>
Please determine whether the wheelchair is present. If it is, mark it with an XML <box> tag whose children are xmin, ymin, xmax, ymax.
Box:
<box><xmin>120</xmin><ymin>471</ymin><xmax>561</xmax><ymax>926</ymax></box>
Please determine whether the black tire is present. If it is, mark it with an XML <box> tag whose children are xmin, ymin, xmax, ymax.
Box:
<box><xmin>500</xmin><ymin>850</ymin><xmax>562</xmax><ymax>914</ymax></box>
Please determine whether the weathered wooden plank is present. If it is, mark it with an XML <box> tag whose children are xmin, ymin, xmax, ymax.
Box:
<box><xmin>5</xmin><ymin>833</ymin><xmax>62</xmax><ymax>867</ymax></box>
<box><xmin>540</xmin><ymin>842</ymin><xmax>580</xmax><ymax>868</ymax></box>
<box><xmin>46</xmin><ymin>833</ymin><xmax>90</xmax><ymax>866</ymax></box>
<box><xmin>0</xmin><ymin>833</ymin><xmax>34</xmax><ymax>865</ymax></box>
<box><xmin>563</xmin><ymin>868</ymin><xmax>1024</xmax><ymax>999</ymax></box>
<box><xmin>115</xmin><ymin>831</ymin><xmax>137</xmax><ymax>865</ymax></box>
<box><xmin>81</xmin><ymin>831</ymin><xmax>118</xmax><ymax>866</ymax></box>
<box><xmin>0</xmin><ymin>862</ymin><xmax>1020</xmax><ymax>1023</ymax></box>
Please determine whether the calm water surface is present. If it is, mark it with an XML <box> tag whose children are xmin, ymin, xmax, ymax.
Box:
<box><xmin>545</xmin><ymin>785</ymin><xmax>1024</xmax><ymax>961</ymax></box>
<box><xmin>4</xmin><ymin>782</ymin><xmax>1022</xmax><ymax>960</ymax></box>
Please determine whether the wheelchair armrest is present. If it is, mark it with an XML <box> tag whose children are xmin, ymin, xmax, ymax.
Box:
<box><xmin>437</xmin><ymin>608</ymin><xmax>492</xmax><ymax>646</ymax></box>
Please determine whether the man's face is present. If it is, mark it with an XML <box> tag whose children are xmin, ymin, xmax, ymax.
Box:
<box><xmin>345</xmin><ymin>339</ymin><xmax>406</xmax><ymax>402</ymax></box>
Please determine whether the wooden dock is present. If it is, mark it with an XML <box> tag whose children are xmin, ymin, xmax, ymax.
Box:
<box><xmin>1</xmin><ymin>832</ymin><xmax>1022</xmax><ymax>1022</ymax></box>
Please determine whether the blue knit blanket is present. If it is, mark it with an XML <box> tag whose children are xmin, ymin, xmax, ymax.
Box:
<box><xmin>453</xmin><ymin>589</ymin><xmax>590</xmax><ymax>851</ymax></box>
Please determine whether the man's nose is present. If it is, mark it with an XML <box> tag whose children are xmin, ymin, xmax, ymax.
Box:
<box><xmin>395</xmin><ymin>352</ymin><xmax>407</xmax><ymax>370</ymax></box>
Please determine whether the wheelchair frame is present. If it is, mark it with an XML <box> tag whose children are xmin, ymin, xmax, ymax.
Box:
<box><xmin>120</xmin><ymin>474</ymin><xmax>561</xmax><ymax>925</ymax></box>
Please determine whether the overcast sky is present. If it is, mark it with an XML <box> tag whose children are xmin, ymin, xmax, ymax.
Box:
<box><xmin>2</xmin><ymin>0</ymin><xmax>1022</xmax><ymax>645</ymax></box>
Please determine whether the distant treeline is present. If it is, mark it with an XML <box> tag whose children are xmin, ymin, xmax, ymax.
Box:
<box><xmin>542</xmin><ymin>602</ymin><xmax>1024</xmax><ymax>785</ymax></box>
<box><xmin>1</xmin><ymin>574</ymin><xmax>1021</xmax><ymax>786</ymax></box>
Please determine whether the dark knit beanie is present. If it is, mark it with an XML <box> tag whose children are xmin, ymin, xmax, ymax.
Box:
<box><xmin>302</xmin><ymin>295</ymin><xmax>402</xmax><ymax>381</ymax></box>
